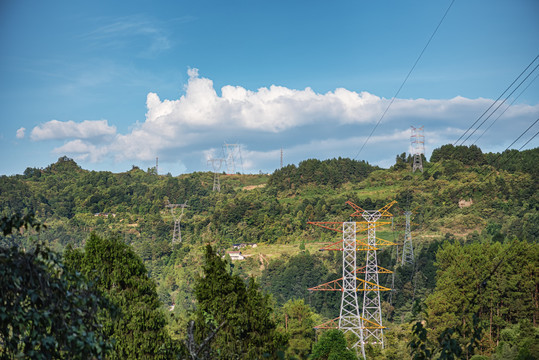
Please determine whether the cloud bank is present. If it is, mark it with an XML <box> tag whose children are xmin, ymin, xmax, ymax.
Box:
<box><xmin>28</xmin><ymin>69</ymin><xmax>539</xmax><ymax>172</ymax></box>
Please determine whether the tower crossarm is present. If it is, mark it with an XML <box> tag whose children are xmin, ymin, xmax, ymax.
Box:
<box><xmin>375</xmin><ymin>237</ymin><xmax>397</xmax><ymax>246</ymax></box>
<box><xmin>307</xmin><ymin>221</ymin><xmax>345</xmax><ymax>233</ymax></box>
<box><xmin>377</xmin><ymin>200</ymin><xmax>397</xmax><ymax>218</ymax></box>
<box><xmin>346</xmin><ymin>201</ymin><xmax>366</xmax><ymax>217</ymax></box>
<box><xmin>355</xmin><ymin>265</ymin><xmax>393</xmax><ymax>274</ymax></box>
<box><xmin>314</xmin><ymin>318</ymin><xmax>340</xmax><ymax>329</ymax></box>
<box><xmin>317</xmin><ymin>239</ymin><xmax>378</xmax><ymax>252</ymax></box>
<box><xmin>357</xmin><ymin>278</ymin><xmax>392</xmax><ymax>292</ymax></box>
<box><xmin>308</xmin><ymin>278</ymin><xmax>344</xmax><ymax>292</ymax></box>
<box><xmin>308</xmin><ymin>221</ymin><xmax>383</xmax><ymax>233</ymax></box>
<box><xmin>314</xmin><ymin>317</ymin><xmax>384</xmax><ymax>330</ymax></box>
<box><xmin>308</xmin><ymin>277</ymin><xmax>392</xmax><ymax>292</ymax></box>
<box><xmin>356</xmin><ymin>235</ymin><xmax>396</xmax><ymax>247</ymax></box>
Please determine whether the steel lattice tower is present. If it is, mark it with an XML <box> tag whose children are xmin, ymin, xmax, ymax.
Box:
<box><xmin>223</xmin><ymin>143</ymin><xmax>243</xmax><ymax>175</ymax></box>
<box><xmin>207</xmin><ymin>158</ymin><xmax>225</xmax><ymax>192</ymax></box>
<box><xmin>339</xmin><ymin>222</ymin><xmax>364</xmax><ymax>351</ymax></box>
<box><xmin>307</xmin><ymin>201</ymin><xmax>395</xmax><ymax>359</ymax></box>
<box><xmin>166</xmin><ymin>202</ymin><xmax>188</xmax><ymax>243</ymax></box>
<box><xmin>351</xmin><ymin>201</ymin><xmax>396</xmax><ymax>349</ymax></box>
<box><xmin>411</xmin><ymin>126</ymin><xmax>425</xmax><ymax>173</ymax></box>
<box><xmin>402</xmin><ymin>211</ymin><xmax>414</xmax><ymax>265</ymax></box>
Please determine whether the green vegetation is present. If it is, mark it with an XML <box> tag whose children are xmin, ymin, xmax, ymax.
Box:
<box><xmin>0</xmin><ymin>145</ymin><xmax>537</xmax><ymax>359</ymax></box>
<box><xmin>193</xmin><ymin>245</ymin><xmax>285</xmax><ymax>359</ymax></box>
<box><xmin>0</xmin><ymin>214</ymin><xmax>113</xmax><ymax>359</ymax></box>
<box><xmin>64</xmin><ymin>234</ymin><xmax>176</xmax><ymax>359</ymax></box>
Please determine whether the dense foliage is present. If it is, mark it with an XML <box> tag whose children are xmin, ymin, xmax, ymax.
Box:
<box><xmin>268</xmin><ymin>157</ymin><xmax>378</xmax><ymax>191</ymax></box>
<box><xmin>64</xmin><ymin>234</ymin><xmax>175</xmax><ymax>359</ymax></box>
<box><xmin>0</xmin><ymin>214</ymin><xmax>113</xmax><ymax>359</ymax></box>
<box><xmin>425</xmin><ymin>239</ymin><xmax>538</xmax><ymax>357</ymax></box>
<box><xmin>0</xmin><ymin>145</ymin><xmax>537</xmax><ymax>359</ymax></box>
<box><xmin>193</xmin><ymin>245</ymin><xmax>285</xmax><ymax>359</ymax></box>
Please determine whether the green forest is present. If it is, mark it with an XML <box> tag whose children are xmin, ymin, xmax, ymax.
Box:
<box><xmin>1</xmin><ymin>144</ymin><xmax>537</xmax><ymax>359</ymax></box>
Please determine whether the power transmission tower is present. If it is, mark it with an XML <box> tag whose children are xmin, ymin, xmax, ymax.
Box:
<box><xmin>411</xmin><ymin>126</ymin><xmax>425</xmax><ymax>173</ymax></box>
<box><xmin>223</xmin><ymin>143</ymin><xmax>243</xmax><ymax>175</ymax></box>
<box><xmin>280</xmin><ymin>147</ymin><xmax>283</xmax><ymax>169</ymax></box>
<box><xmin>401</xmin><ymin>211</ymin><xmax>415</xmax><ymax>265</ymax></box>
<box><xmin>349</xmin><ymin>201</ymin><xmax>397</xmax><ymax>351</ymax></box>
<box><xmin>166</xmin><ymin>202</ymin><xmax>188</xmax><ymax>243</ymax></box>
<box><xmin>307</xmin><ymin>201</ymin><xmax>396</xmax><ymax>359</ymax></box>
<box><xmin>207</xmin><ymin>158</ymin><xmax>225</xmax><ymax>192</ymax></box>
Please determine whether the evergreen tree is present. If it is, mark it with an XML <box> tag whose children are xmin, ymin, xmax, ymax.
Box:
<box><xmin>193</xmin><ymin>244</ymin><xmax>285</xmax><ymax>359</ymax></box>
<box><xmin>64</xmin><ymin>233</ymin><xmax>175</xmax><ymax>359</ymax></box>
<box><xmin>310</xmin><ymin>329</ymin><xmax>357</xmax><ymax>360</ymax></box>
<box><xmin>277</xmin><ymin>299</ymin><xmax>317</xmax><ymax>359</ymax></box>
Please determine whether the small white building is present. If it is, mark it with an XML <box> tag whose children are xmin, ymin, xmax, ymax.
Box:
<box><xmin>227</xmin><ymin>251</ymin><xmax>245</xmax><ymax>261</ymax></box>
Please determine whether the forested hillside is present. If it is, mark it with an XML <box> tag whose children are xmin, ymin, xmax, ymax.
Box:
<box><xmin>1</xmin><ymin>145</ymin><xmax>537</xmax><ymax>359</ymax></box>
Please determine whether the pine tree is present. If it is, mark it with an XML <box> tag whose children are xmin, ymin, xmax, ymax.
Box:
<box><xmin>193</xmin><ymin>244</ymin><xmax>285</xmax><ymax>359</ymax></box>
<box><xmin>64</xmin><ymin>233</ymin><xmax>175</xmax><ymax>359</ymax></box>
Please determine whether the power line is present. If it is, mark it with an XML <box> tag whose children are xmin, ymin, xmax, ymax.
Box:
<box><xmin>472</xmin><ymin>72</ymin><xmax>539</xmax><ymax>145</ymax></box>
<box><xmin>460</xmin><ymin>61</ymin><xmax>539</xmax><ymax>145</ymax></box>
<box><xmin>353</xmin><ymin>0</ymin><xmax>456</xmax><ymax>160</ymax></box>
<box><xmin>453</xmin><ymin>54</ymin><xmax>539</xmax><ymax>146</ymax></box>
<box><xmin>517</xmin><ymin>129</ymin><xmax>539</xmax><ymax>151</ymax></box>
<box><xmin>423</xmin><ymin>54</ymin><xmax>539</xmax><ymax>178</ymax></box>
<box><xmin>497</xmin><ymin>117</ymin><xmax>539</xmax><ymax>155</ymax></box>
<box><xmin>483</xmin><ymin>118</ymin><xmax>538</xmax><ymax>180</ymax></box>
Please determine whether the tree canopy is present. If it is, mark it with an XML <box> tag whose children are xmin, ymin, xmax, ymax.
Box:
<box><xmin>64</xmin><ymin>233</ymin><xmax>175</xmax><ymax>359</ymax></box>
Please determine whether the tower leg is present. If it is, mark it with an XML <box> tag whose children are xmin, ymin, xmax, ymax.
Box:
<box><xmin>339</xmin><ymin>222</ymin><xmax>364</xmax><ymax>356</ymax></box>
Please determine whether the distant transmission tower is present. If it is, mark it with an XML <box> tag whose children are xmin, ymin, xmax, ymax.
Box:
<box><xmin>207</xmin><ymin>158</ymin><xmax>225</xmax><ymax>192</ymax></box>
<box><xmin>280</xmin><ymin>147</ymin><xmax>283</xmax><ymax>169</ymax></box>
<box><xmin>166</xmin><ymin>201</ymin><xmax>188</xmax><ymax>243</ymax></box>
<box><xmin>411</xmin><ymin>126</ymin><xmax>425</xmax><ymax>172</ymax></box>
<box><xmin>156</xmin><ymin>157</ymin><xmax>159</xmax><ymax>175</ymax></box>
<box><xmin>223</xmin><ymin>143</ymin><xmax>243</xmax><ymax>175</ymax></box>
<box><xmin>401</xmin><ymin>211</ymin><xmax>415</xmax><ymax>265</ymax></box>
<box><xmin>307</xmin><ymin>201</ymin><xmax>396</xmax><ymax>359</ymax></box>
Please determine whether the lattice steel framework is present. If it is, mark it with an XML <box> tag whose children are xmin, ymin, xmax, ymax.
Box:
<box><xmin>411</xmin><ymin>126</ymin><xmax>425</xmax><ymax>173</ymax></box>
<box><xmin>402</xmin><ymin>211</ymin><xmax>414</xmax><ymax>265</ymax></box>
<box><xmin>166</xmin><ymin>202</ymin><xmax>188</xmax><ymax>243</ymax></box>
<box><xmin>307</xmin><ymin>201</ymin><xmax>396</xmax><ymax>359</ymax></box>
<box><xmin>349</xmin><ymin>200</ymin><xmax>396</xmax><ymax>350</ymax></box>
<box><xmin>223</xmin><ymin>143</ymin><xmax>243</xmax><ymax>175</ymax></box>
<box><xmin>340</xmin><ymin>223</ymin><xmax>364</xmax><ymax>347</ymax></box>
<box><xmin>207</xmin><ymin>158</ymin><xmax>225</xmax><ymax>192</ymax></box>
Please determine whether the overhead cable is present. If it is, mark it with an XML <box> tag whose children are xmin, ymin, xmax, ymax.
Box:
<box><xmin>472</xmin><ymin>71</ymin><xmax>539</xmax><ymax>145</ymax></box>
<box><xmin>460</xmin><ymin>61</ymin><xmax>539</xmax><ymax>145</ymax></box>
<box><xmin>453</xmin><ymin>54</ymin><xmax>539</xmax><ymax>146</ymax></box>
<box><xmin>483</xmin><ymin>117</ymin><xmax>538</xmax><ymax>180</ymax></box>
<box><xmin>353</xmin><ymin>0</ymin><xmax>456</xmax><ymax>160</ymax></box>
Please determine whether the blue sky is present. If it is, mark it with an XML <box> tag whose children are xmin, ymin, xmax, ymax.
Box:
<box><xmin>1</xmin><ymin>0</ymin><xmax>538</xmax><ymax>175</ymax></box>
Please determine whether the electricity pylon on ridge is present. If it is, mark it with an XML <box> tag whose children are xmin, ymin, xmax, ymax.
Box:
<box><xmin>411</xmin><ymin>126</ymin><xmax>425</xmax><ymax>173</ymax></box>
<box><xmin>348</xmin><ymin>200</ymin><xmax>397</xmax><ymax>351</ymax></box>
<box><xmin>223</xmin><ymin>143</ymin><xmax>243</xmax><ymax>175</ymax></box>
<box><xmin>207</xmin><ymin>158</ymin><xmax>225</xmax><ymax>192</ymax></box>
<box><xmin>166</xmin><ymin>201</ymin><xmax>188</xmax><ymax>243</ymax></box>
<box><xmin>307</xmin><ymin>201</ymin><xmax>396</xmax><ymax>359</ymax></box>
<box><xmin>402</xmin><ymin>211</ymin><xmax>415</xmax><ymax>265</ymax></box>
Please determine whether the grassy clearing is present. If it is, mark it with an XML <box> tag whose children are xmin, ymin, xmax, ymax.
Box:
<box><xmin>240</xmin><ymin>241</ymin><xmax>328</xmax><ymax>261</ymax></box>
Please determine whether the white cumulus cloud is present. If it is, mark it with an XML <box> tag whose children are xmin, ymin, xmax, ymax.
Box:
<box><xmin>30</xmin><ymin>119</ymin><xmax>117</xmax><ymax>141</ymax></box>
<box><xmin>52</xmin><ymin>139</ymin><xmax>109</xmax><ymax>162</ymax></box>
<box><xmin>32</xmin><ymin>69</ymin><xmax>539</xmax><ymax>172</ymax></box>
